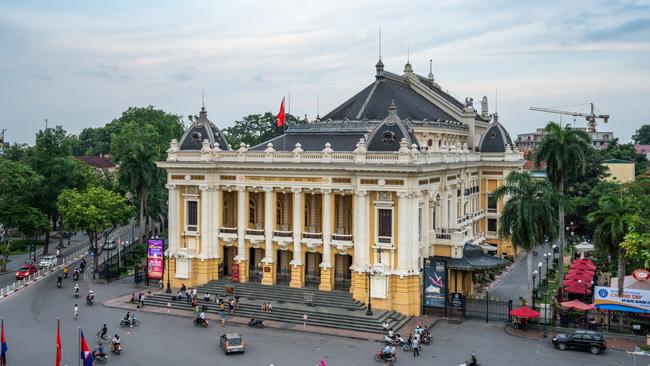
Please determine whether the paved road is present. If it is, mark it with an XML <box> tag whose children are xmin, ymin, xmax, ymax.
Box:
<box><xmin>491</xmin><ymin>244</ymin><xmax>555</xmax><ymax>303</ymax></box>
<box><xmin>0</xmin><ymin>265</ymin><xmax>643</xmax><ymax>365</ymax></box>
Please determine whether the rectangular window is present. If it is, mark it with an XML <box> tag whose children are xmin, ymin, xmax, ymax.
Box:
<box><xmin>378</xmin><ymin>209</ymin><xmax>392</xmax><ymax>238</ymax></box>
<box><xmin>487</xmin><ymin>218</ymin><xmax>497</xmax><ymax>232</ymax></box>
<box><xmin>488</xmin><ymin>194</ymin><xmax>498</xmax><ymax>211</ymax></box>
<box><xmin>187</xmin><ymin>201</ymin><xmax>198</xmax><ymax>232</ymax></box>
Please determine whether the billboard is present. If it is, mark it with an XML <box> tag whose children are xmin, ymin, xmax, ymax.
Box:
<box><xmin>147</xmin><ymin>239</ymin><xmax>164</xmax><ymax>280</ymax></box>
<box><xmin>594</xmin><ymin>286</ymin><xmax>650</xmax><ymax>313</ymax></box>
<box><xmin>423</xmin><ymin>257</ymin><xmax>447</xmax><ymax>308</ymax></box>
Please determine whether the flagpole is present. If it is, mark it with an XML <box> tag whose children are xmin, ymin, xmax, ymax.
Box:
<box><xmin>78</xmin><ymin>328</ymin><xmax>81</xmax><ymax>366</ymax></box>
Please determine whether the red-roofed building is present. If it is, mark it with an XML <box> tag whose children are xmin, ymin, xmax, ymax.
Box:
<box><xmin>74</xmin><ymin>155</ymin><xmax>117</xmax><ymax>173</ymax></box>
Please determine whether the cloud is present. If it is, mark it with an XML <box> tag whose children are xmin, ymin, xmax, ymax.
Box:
<box><xmin>253</xmin><ymin>75</ymin><xmax>265</xmax><ymax>83</ymax></box>
<box><xmin>586</xmin><ymin>17</ymin><xmax>650</xmax><ymax>41</ymax></box>
<box><xmin>171</xmin><ymin>73</ymin><xmax>193</xmax><ymax>82</ymax></box>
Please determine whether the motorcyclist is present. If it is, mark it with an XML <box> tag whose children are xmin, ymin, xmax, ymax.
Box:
<box><xmin>467</xmin><ymin>353</ymin><xmax>478</xmax><ymax>366</ymax></box>
<box><xmin>57</xmin><ymin>274</ymin><xmax>63</xmax><ymax>286</ymax></box>
<box><xmin>196</xmin><ymin>311</ymin><xmax>206</xmax><ymax>325</ymax></box>
<box><xmin>123</xmin><ymin>311</ymin><xmax>131</xmax><ymax>326</ymax></box>
<box><xmin>80</xmin><ymin>259</ymin><xmax>86</xmax><ymax>271</ymax></box>
<box><xmin>87</xmin><ymin>290</ymin><xmax>95</xmax><ymax>302</ymax></box>
<box><xmin>63</xmin><ymin>266</ymin><xmax>69</xmax><ymax>278</ymax></box>
<box><xmin>382</xmin><ymin>343</ymin><xmax>392</xmax><ymax>358</ymax></box>
<box><xmin>73</xmin><ymin>269</ymin><xmax>79</xmax><ymax>281</ymax></box>
<box><xmin>111</xmin><ymin>334</ymin><xmax>121</xmax><ymax>351</ymax></box>
<box><xmin>74</xmin><ymin>283</ymin><xmax>80</xmax><ymax>295</ymax></box>
<box><xmin>99</xmin><ymin>324</ymin><xmax>108</xmax><ymax>340</ymax></box>
<box><xmin>93</xmin><ymin>343</ymin><xmax>106</xmax><ymax>360</ymax></box>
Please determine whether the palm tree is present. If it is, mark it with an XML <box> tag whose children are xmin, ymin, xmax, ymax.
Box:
<box><xmin>494</xmin><ymin>171</ymin><xmax>559</xmax><ymax>302</ymax></box>
<box><xmin>534</xmin><ymin>122</ymin><xmax>591</xmax><ymax>284</ymax></box>
<box><xmin>118</xmin><ymin>143</ymin><xmax>159</xmax><ymax>241</ymax></box>
<box><xmin>587</xmin><ymin>192</ymin><xmax>636</xmax><ymax>296</ymax></box>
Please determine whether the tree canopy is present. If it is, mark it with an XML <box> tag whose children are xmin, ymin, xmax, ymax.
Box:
<box><xmin>221</xmin><ymin>112</ymin><xmax>300</xmax><ymax>148</ymax></box>
<box><xmin>632</xmin><ymin>124</ymin><xmax>650</xmax><ymax>145</ymax></box>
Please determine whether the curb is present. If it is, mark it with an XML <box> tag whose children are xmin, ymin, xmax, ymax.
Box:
<box><xmin>503</xmin><ymin>325</ymin><xmax>634</xmax><ymax>352</ymax></box>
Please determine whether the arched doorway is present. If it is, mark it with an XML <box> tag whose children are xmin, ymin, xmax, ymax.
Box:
<box><xmin>223</xmin><ymin>246</ymin><xmax>235</xmax><ymax>277</ymax></box>
<box><xmin>276</xmin><ymin>250</ymin><xmax>292</xmax><ymax>284</ymax></box>
<box><xmin>334</xmin><ymin>254</ymin><xmax>352</xmax><ymax>290</ymax></box>
<box><xmin>249</xmin><ymin>247</ymin><xmax>263</xmax><ymax>282</ymax></box>
<box><xmin>304</xmin><ymin>252</ymin><xmax>322</xmax><ymax>287</ymax></box>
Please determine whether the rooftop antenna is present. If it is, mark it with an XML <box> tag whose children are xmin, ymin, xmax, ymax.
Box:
<box><xmin>201</xmin><ymin>89</ymin><xmax>205</xmax><ymax>108</ymax></box>
<box><xmin>379</xmin><ymin>25</ymin><xmax>382</xmax><ymax>60</ymax></box>
<box><xmin>45</xmin><ymin>118</ymin><xmax>48</xmax><ymax>130</ymax></box>
<box><xmin>316</xmin><ymin>92</ymin><xmax>320</xmax><ymax>119</ymax></box>
<box><xmin>407</xmin><ymin>44</ymin><xmax>410</xmax><ymax>64</ymax></box>
<box><xmin>495</xmin><ymin>88</ymin><xmax>498</xmax><ymax>113</ymax></box>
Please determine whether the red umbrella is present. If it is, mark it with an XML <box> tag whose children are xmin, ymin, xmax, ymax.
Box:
<box><xmin>560</xmin><ymin>300</ymin><xmax>595</xmax><ymax>310</ymax></box>
<box><xmin>571</xmin><ymin>262</ymin><xmax>596</xmax><ymax>270</ymax></box>
<box><xmin>563</xmin><ymin>279</ymin><xmax>583</xmax><ymax>287</ymax></box>
<box><xmin>568</xmin><ymin>268</ymin><xmax>595</xmax><ymax>276</ymax></box>
<box><xmin>573</xmin><ymin>259</ymin><xmax>594</xmax><ymax>264</ymax></box>
<box><xmin>510</xmin><ymin>306</ymin><xmax>541</xmax><ymax>318</ymax></box>
<box><xmin>566</xmin><ymin>272</ymin><xmax>593</xmax><ymax>281</ymax></box>
<box><xmin>564</xmin><ymin>286</ymin><xmax>592</xmax><ymax>295</ymax></box>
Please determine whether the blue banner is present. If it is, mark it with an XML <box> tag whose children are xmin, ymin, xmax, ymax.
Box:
<box><xmin>424</xmin><ymin>257</ymin><xmax>447</xmax><ymax>308</ymax></box>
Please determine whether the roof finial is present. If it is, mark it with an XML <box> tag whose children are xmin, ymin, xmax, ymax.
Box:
<box><xmin>201</xmin><ymin>89</ymin><xmax>206</xmax><ymax>113</ymax></box>
<box><xmin>378</xmin><ymin>25</ymin><xmax>382</xmax><ymax>61</ymax></box>
<box><xmin>407</xmin><ymin>44</ymin><xmax>410</xmax><ymax>64</ymax></box>
<box><xmin>428</xmin><ymin>59</ymin><xmax>434</xmax><ymax>82</ymax></box>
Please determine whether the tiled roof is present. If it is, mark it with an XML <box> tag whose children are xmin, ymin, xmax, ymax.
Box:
<box><xmin>74</xmin><ymin>156</ymin><xmax>116</xmax><ymax>169</ymax></box>
<box><xmin>448</xmin><ymin>244</ymin><xmax>507</xmax><ymax>271</ymax></box>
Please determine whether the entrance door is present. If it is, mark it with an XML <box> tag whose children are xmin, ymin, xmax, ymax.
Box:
<box><xmin>276</xmin><ymin>250</ymin><xmax>292</xmax><ymax>284</ymax></box>
<box><xmin>334</xmin><ymin>254</ymin><xmax>352</xmax><ymax>290</ymax></box>
<box><xmin>304</xmin><ymin>252</ymin><xmax>322</xmax><ymax>287</ymax></box>
<box><xmin>249</xmin><ymin>247</ymin><xmax>263</xmax><ymax>282</ymax></box>
<box><xmin>223</xmin><ymin>247</ymin><xmax>235</xmax><ymax>277</ymax></box>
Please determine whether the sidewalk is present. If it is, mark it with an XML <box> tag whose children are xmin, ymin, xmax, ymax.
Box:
<box><xmin>103</xmin><ymin>291</ymin><xmax>386</xmax><ymax>341</ymax></box>
<box><xmin>0</xmin><ymin>233</ymin><xmax>87</xmax><ymax>274</ymax></box>
<box><xmin>505</xmin><ymin>325</ymin><xmax>643</xmax><ymax>352</ymax></box>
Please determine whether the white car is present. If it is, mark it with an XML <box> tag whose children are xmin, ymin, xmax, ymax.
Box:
<box><xmin>38</xmin><ymin>255</ymin><xmax>58</xmax><ymax>268</ymax></box>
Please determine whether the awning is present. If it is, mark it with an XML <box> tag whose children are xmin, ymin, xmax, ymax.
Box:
<box><xmin>561</xmin><ymin>300</ymin><xmax>594</xmax><ymax>311</ymax></box>
<box><xmin>448</xmin><ymin>244</ymin><xmax>506</xmax><ymax>271</ymax></box>
<box><xmin>479</xmin><ymin>244</ymin><xmax>497</xmax><ymax>252</ymax></box>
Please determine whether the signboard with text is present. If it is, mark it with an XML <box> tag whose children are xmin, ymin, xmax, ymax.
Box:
<box><xmin>594</xmin><ymin>286</ymin><xmax>650</xmax><ymax>313</ymax></box>
<box><xmin>231</xmin><ymin>263</ymin><xmax>240</xmax><ymax>282</ymax></box>
<box><xmin>146</xmin><ymin>239</ymin><xmax>164</xmax><ymax>280</ymax></box>
<box><xmin>423</xmin><ymin>257</ymin><xmax>447</xmax><ymax>308</ymax></box>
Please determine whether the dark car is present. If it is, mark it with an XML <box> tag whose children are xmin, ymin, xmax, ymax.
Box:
<box><xmin>552</xmin><ymin>330</ymin><xmax>606</xmax><ymax>355</ymax></box>
<box><xmin>219</xmin><ymin>333</ymin><xmax>245</xmax><ymax>354</ymax></box>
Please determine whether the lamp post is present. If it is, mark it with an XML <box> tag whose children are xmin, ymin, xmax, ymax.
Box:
<box><xmin>543</xmin><ymin>279</ymin><xmax>549</xmax><ymax>338</ymax></box>
<box><xmin>165</xmin><ymin>240</ymin><xmax>172</xmax><ymax>293</ymax></box>
<box><xmin>532</xmin><ymin>270</ymin><xmax>538</xmax><ymax>308</ymax></box>
<box><xmin>544</xmin><ymin>253</ymin><xmax>551</xmax><ymax>283</ymax></box>
<box><xmin>366</xmin><ymin>265</ymin><xmax>377</xmax><ymax>316</ymax></box>
<box><xmin>552</xmin><ymin>244</ymin><xmax>558</xmax><ymax>265</ymax></box>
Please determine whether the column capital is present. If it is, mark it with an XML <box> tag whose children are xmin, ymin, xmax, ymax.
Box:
<box><xmin>263</xmin><ymin>186</ymin><xmax>274</xmax><ymax>193</ymax></box>
<box><xmin>199</xmin><ymin>185</ymin><xmax>210</xmax><ymax>191</ymax></box>
<box><xmin>236</xmin><ymin>186</ymin><xmax>247</xmax><ymax>192</ymax></box>
<box><xmin>321</xmin><ymin>188</ymin><xmax>332</xmax><ymax>194</ymax></box>
<box><xmin>291</xmin><ymin>187</ymin><xmax>302</xmax><ymax>193</ymax></box>
<box><xmin>165</xmin><ymin>184</ymin><xmax>178</xmax><ymax>190</ymax></box>
<box><xmin>396</xmin><ymin>191</ymin><xmax>411</xmax><ymax>198</ymax></box>
<box><xmin>354</xmin><ymin>189</ymin><xmax>367</xmax><ymax>196</ymax></box>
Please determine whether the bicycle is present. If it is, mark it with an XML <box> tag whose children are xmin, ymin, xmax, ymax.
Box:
<box><xmin>96</xmin><ymin>331</ymin><xmax>110</xmax><ymax>343</ymax></box>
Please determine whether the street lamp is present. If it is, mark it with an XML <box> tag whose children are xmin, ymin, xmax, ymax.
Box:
<box><xmin>544</xmin><ymin>253</ymin><xmax>551</xmax><ymax>283</ymax></box>
<box><xmin>543</xmin><ymin>279</ymin><xmax>549</xmax><ymax>338</ymax></box>
<box><xmin>365</xmin><ymin>265</ymin><xmax>379</xmax><ymax>316</ymax></box>
<box><xmin>552</xmin><ymin>244</ymin><xmax>558</xmax><ymax>264</ymax></box>
<box><xmin>165</xmin><ymin>241</ymin><xmax>172</xmax><ymax>293</ymax></box>
<box><xmin>532</xmin><ymin>270</ymin><xmax>538</xmax><ymax>308</ymax></box>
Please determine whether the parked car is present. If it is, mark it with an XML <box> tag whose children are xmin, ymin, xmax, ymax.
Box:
<box><xmin>552</xmin><ymin>330</ymin><xmax>606</xmax><ymax>355</ymax></box>
<box><xmin>39</xmin><ymin>255</ymin><xmax>58</xmax><ymax>268</ymax></box>
<box><xmin>16</xmin><ymin>263</ymin><xmax>38</xmax><ymax>280</ymax></box>
<box><xmin>102</xmin><ymin>240</ymin><xmax>116</xmax><ymax>250</ymax></box>
<box><xmin>219</xmin><ymin>333</ymin><xmax>245</xmax><ymax>354</ymax></box>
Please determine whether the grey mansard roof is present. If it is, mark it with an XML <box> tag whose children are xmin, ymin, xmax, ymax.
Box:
<box><xmin>478</xmin><ymin>119</ymin><xmax>513</xmax><ymax>153</ymax></box>
<box><xmin>322</xmin><ymin>71</ymin><xmax>458</xmax><ymax>122</ymax></box>
<box><xmin>178</xmin><ymin>106</ymin><xmax>230</xmax><ymax>151</ymax></box>
<box><xmin>448</xmin><ymin>244</ymin><xmax>507</xmax><ymax>271</ymax></box>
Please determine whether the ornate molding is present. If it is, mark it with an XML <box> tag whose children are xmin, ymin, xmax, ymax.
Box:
<box><xmin>354</xmin><ymin>190</ymin><xmax>368</xmax><ymax>196</ymax></box>
<box><xmin>165</xmin><ymin>184</ymin><xmax>177</xmax><ymax>191</ymax></box>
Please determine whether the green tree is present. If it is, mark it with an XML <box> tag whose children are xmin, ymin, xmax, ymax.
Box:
<box><xmin>118</xmin><ymin>144</ymin><xmax>159</xmax><ymax>240</ymax></box>
<box><xmin>0</xmin><ymin>160</ymin><xmax>45</xmax><ymax>271</ymax></box>
<box><xmin>26</xmin><ymin>126</ymin><xmax>94</xmax><ymax>254</ymax></box>
<box><xmin>632</xmin><ymin>124</ymin><xmax>650</xmax><ymax>145</ymax></box>
<box><xmin>222</xmin><ymin>112</ymin><xmax>300</xmax><ymax>148</ymax></box>
<box><xmin>57</xmin><ymin>186</ymin><xmax>134</xmax><ymax>271</ymax></box>
<box><xmin>602</xmin><ymin>138</ymin><xmax>648</xmax><ymax>176</ymax></box>
<box><xmin>494</xmin><ymin>171</ymin><xmax>559</xmax><ymax>300</ymax></box>
<box><xmin>587</xmin><ymin>192</ymin><xmax>636</xmax><ymax>296</ymax></box>
<box><xmin>534</xmin><ymin>122</ymin><xmax>591</xmax><ymax>284</ymax></box>
<box><xmin>620</xmin><ymin>215</ymin><xmax>650</xmax><ymax>269</ymax></box>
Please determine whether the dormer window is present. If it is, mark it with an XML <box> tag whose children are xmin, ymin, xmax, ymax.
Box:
<box><xmin>381</xmin><ymin>131</ymin><xmax>395</xmax><ymax>143</ymax></box>
<box><xmin>191</xmin><ymin>131</ymin><xmax>202</xmax><ymax>143</ymax></box>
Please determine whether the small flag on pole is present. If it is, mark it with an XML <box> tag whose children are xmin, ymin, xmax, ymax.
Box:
<box><xmin>55</xmin><ymin>319</ymin><xmax>61</xmax><ymax>366</ymax></box>
<box><xmin>277</xmin><ymin>97</ymin><xmax>286</xmax><ymax>128</ymax></box>
<box><xmin>79</xmin><ymin>330</ymin><xmax>93</xmax><ymax>366</ymax></box>
<box><xmin>1</xmin><ymin>319</ymin><xmax>7</xmax><ymax>366</ymax></box>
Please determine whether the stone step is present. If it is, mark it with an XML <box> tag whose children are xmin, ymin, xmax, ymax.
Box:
<box><xmin>145</xmin><ymin>295</ymin><xmax>409</xmax><ymax>333</ymax></box>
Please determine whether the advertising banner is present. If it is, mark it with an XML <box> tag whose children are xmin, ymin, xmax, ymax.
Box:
<box><xmin>594</xmin><ymin>286</ymin><xmax>650</xmax><ymax>313</ymax></box>
<box><xmin>423</xmin><ymin>257</ymin><xmax>447</xmax><ymax>308</ymax></box>
<box><xmin>146</xmin><ymin>239</ymin><xmax>164</xmax><ymax>280</ymax></box>
<box><xmin>231</xmin><ymin>263</ymin><xmax>240</xmax><ymax>282</ymax></box>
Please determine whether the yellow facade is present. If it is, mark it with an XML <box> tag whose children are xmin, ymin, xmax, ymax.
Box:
<box><xmin>602</xmin><ymin>160</ymin><xmax>635</xmax><ymax>183</ymax></box>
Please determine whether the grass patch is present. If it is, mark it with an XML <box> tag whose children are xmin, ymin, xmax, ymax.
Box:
<box><xmin>5</xmin><ymin>240</ymin><xmax>45</xmax><ymax>255</ymax></box>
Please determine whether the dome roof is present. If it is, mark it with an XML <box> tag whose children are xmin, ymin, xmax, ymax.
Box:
<box><xmin>178</xmin><ymin>106</ymin><xmax>230</xmax><ymax>151</ymax></box>
<box><xmin>479</xmin><ymin>120</ymin><xmax>513</xmax><ymax>153</ymax></box>
<box><xmin>366</xmin><ymin>101</ymin><xmax>417</xmax><ymax>151</ymax></box>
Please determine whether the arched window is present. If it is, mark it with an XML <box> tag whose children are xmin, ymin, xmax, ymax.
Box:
<box><xmin>276</xmin><ymin>197</ymin><xmax>283</xmax><ymax>226</ymax></box>
<box><xmin>223</xmin><ymin>196</ymin><xmax>233</xmax><ymax>227</ymax></box>
<box><xmin>249</xmin><ymin>197</ymin><xmax>256</xmax><ymax>224</ymax></box>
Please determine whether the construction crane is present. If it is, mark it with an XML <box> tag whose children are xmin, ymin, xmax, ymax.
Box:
<box><xmin>529</xmin><ymin>103</ymin><xmax>609</xmax><ymax>132</ymax></box>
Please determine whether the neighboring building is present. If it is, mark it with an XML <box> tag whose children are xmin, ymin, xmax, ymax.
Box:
<box><xmin>602</xmin><ymin>159</ymin><xmax>635</xmax><ymax>183</ymax></box>
<box><xmin>74</xmin><ymin>155</ymin><xmax>117</xmax><ymax>173</ymax></box>
<box><xmin>158</xmin><ymin>60</ymin><xmax>524</xmax><ymax>316</ymax></box>
<box><xmin>516</xmin><ymin>128</ymin><xmax>614</xmax><ymax>151</ymax></box>
<box><xmin>635</xmin><ymin>144</ymin><xmax>650</xmax><ymax>159</ymax></box>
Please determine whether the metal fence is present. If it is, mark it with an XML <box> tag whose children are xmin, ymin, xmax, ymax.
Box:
<box><xmin>463</xmin><ymin>295</ymin><xmax>513</xmax><ymax>323</ymax></box>
<box><xmin>98</xmin><ymin>240</ymin><xmax>139</xmax><ymax>282</ymax></box>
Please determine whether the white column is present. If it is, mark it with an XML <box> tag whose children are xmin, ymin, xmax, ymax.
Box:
<box><xmin>397</xmin><ymin>192</ymin><xmax>410</xmax><ymax>271</ymax></box>
<box><xmin>409</xmin><ymin>193</ymin><xmax>421</xmax><ymax>270</ymax></box>
<box><xmin>322</xmin><ymin>189</ymin><xmax>332</xmax><ymax>268</ymax></box>
<box><xmin>166</xmin><ymin>184</ymin><xmax>179</xmax><ymax>253</ymax></box>
<box><xmin>421</xmin><ymin>192</ymin><xmax>430</xmax><ymax>259</ymax></box>
<box><xmin>256</xmin><ymin>192</ymin><xmax>264</xmax><ymax>229</ymax></box>
<box><xmin>263</xmin><ymin>187</ymin><xmax>274</xmax><ymax>263</ymax></box>
<box><xmin>200</xmin><ymin>185</ymin><xmax>211</xmax><ymax>256</ymax></box>
<box><xmin>353</xmin><ymin>190</ymin><xmax>368</xmax><ymax>269</ymax></box>
<box><xmin>236</xmin><ymin>186</ymin><xmax>247</xmax><ymax>261</ymax></box>
<box><xmin>213</xmin><ymin>187</ymin><xmax>221</xmax><ymax>258</ymax></box>
<box><xmin>291</xmin><ymin>188</ymin><xmax>303</xmax><ymax>265</ymax></box>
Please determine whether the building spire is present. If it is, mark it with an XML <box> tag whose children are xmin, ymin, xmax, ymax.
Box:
<box><xmin>428</xmin><ymin>59</ymin><xmax>434</xmax><ymax>82</ymax></box>
<box><xmin>404</xmin><ymin>44</ymin><xmax>413</xmax><ymax>73</ymax></box>
<box><xmin>375</xmin><ymin>26</ymin><xmax>384</xmax><ymax>78</ymax></box>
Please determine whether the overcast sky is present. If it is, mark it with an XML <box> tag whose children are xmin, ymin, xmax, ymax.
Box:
<box><xmin>1</xmin><ymin>0</ymin><xmax>649</xmax><ymax>144</ymax></box>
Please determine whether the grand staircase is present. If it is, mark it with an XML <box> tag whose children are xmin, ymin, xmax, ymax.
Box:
<box><xmin>145</xmin><ymin>279</ymin><xmax>411</xmax><ymax>334</ymax></box>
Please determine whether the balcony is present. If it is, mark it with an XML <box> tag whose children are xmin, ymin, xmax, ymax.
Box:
<box><xmin>272</xmin><ymin>230</ymin><xmax>293</xmax><ymax>247</ymax></box>
<box><xmin>245</xmin><ymin>228</ymin><xmax>265</xmax><ymax>244</ymax></box>
<box><xmin>332</xmin><ymin>233</ymin><xmax>353</xmax><ymax>242</ymax></box>
<box><xmin>218</xmin><ymin>227</ymin><xmax>238</xmax><ymax>244</ymax></box>
<box><xmin>302</xmin><ymin>232</ymin><xmax>323</xmax><ymax>248</ymax></box>
<box><xmin>487</xmin><ymin>208</ymin><xmax>498</xmax><ymax>214</ymax></box>
<box><xmin>472</xmin><ymin>209</ymin><xmax>485</xmax><ymax>220</ymax></box>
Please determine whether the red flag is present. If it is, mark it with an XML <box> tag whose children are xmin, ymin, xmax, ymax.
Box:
<box><xmin>55</xmin><ymin>320</ymin><xmax>61</xmax><ymax>366</ymax></box>
<box><xmin>277</xmin><ymin>97</ymin><xmax>286</xmax><ymax>128</ymax></box>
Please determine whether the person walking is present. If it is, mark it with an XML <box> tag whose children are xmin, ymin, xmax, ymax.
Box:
<box><xmin>412</xmin><ymin>337</ymin><xmax>420</xmax><ymax>357</ymax></box>
<box><xmin>74</xmin><ymin>304</ymin><xmax>79</xmax><ymax>320</ymax></box>
<box><xmin>235</xmin><ymin>295</ymin><xmax>240</xmax><ymax>311</ymax></box>
<box><xmin>382</xmin><ymin>320</ymin><xmax>390</xmax><ymax>332</ymax></box>
<box><xmin>303</xmin><ymin>313</ymin><xmax>308</xmax><ymax>327</ymax></box>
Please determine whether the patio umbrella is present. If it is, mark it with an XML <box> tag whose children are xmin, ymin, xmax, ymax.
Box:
<box><xmin>565</xmin><ymin>272</ymin><xmax>594</xmax><ymax>281</ymax></box>
<box><xmin>564</xmin><ymin>286</ymin><xmax>592</xmax><ymax>295</ymax></box>
<box><xmin>560</xmin><ymin>300</ymin><xmax>595</xmax><ymax>311</ymax></box>
<box><xmin>573</xmin><ymin>259</ymin><xmax>594</xmax><ymax>265</ymax></box>
<box><xmin>510</xmin><ymin>306</ymin><xmax>541</xmax><ymax>319</ymax></box>
<box><xmin>568</xmin><ymin>268</ymin><xmax>595</xmax><ymax>276</ymax></box>
<box><xmin>571</xmin><ymin>262</ymin><xmax>596</xmax><ymax>270</ymax></box>
<box><xmin>563</xmin><ymin>279</ymin><xmax>584</xmax><ymax>287</ymax></box>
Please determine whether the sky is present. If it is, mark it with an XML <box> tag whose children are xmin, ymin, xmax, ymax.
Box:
<box><xmin>1</xmin><ymin>0</ymin><xmax>649</xmax><ymax>145</ymax></box>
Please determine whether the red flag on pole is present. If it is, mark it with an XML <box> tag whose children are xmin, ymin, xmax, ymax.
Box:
<box><xmin>277</xmin><ymin>97</ymin><xmax>286</xmax><ymax>128</ymax></box>
<box><xmin>55</xmin><ymin>319</ymin><xmax>61</xmax><ymax>366</ymax></box>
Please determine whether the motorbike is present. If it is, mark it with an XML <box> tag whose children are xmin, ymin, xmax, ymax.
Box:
<box><xmin>86</xmin><ymin>296</ymin><xmax>94</xmax><ymax>305</ymax></box>
<box><xmin>93</xmin><ymin>351</ymin><xmax>108</xmax><ymax>363</ymax></box>
<box><xmin>56</xmin><ymin>280</ymin><xmax>62</xmax><ymax>288</ymax></box>
<box><xmin>374</xmin><ymin>350</ymin><xmax>397</xmax><ymax>363</ymax></box>
<box><xmin>111</xmin><ymin>343</ymin><xmax>122</xmax><ymax>355</ymax></box>
<box><xmin>421</xmin><ymin>333</ymin><xmax>432</xmax><ymax>345</ymax></box>
<box><xmin>247</xmin><ymin>319</ymin><xmax>264</xmax><ymax>328</ymax></box>
<box><xmin>63</xmin><ymin>270</ymin><xmax>68</xmax><ymax>279</ymax></box>
<box><xmin>74</xmin><ymin>289</ymin><xmax>80</xmax><ymax>298</ymax></box>
<box><xmin>73</xmin><ymin>272</ymin><xmax>80</xmax><ymax>281</ymax></box>
<box><xmin>193</xmin><ymin>318</ymin><xmax>209</xmax><ymax>328</ymax></box>
<box><xmin>120</xmin><ymin>317</ymin><xmax>140</xmax><ymax>327</ymax></box>
<box><xmin>383</xmin><ymin>335</ymin><xmax>411</xmax><ymax>352</ymax></box>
